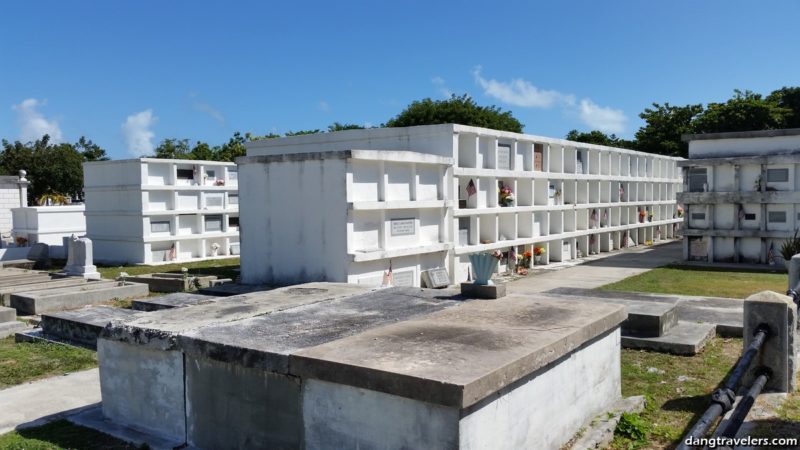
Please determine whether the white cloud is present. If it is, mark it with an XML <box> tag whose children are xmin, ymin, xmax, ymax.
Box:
<box><xmin>12</xmin><ymin>98</ymin><xmax>63</xmax><ymax>143</ymax></box>
<box><xmin>578</xmin><ymin>99</ymin><xmax>627</xmax><ymax>134</ymax></box>
<box><xmin>318</xmin><ymin>100</ymin><xmax>330</xmax><ymax>112</ymax></box>
<box><xmin>431</xmin><ymin>76</ymin><xmax>452</xmax><ymax>98</ymax></box>
<box><xmin>122</xmin><ymin>110</ymin><xmax>157</xmax><ymax>157</ymax></box>
<box><xmin>472</xmin><ymin>67</ymin><xmax>573</xmax><ymax>108</ymax></box>
<box><xmin>472</xmin><ymin>66</ymin><xmax>628</xmax><ymax>134</ymax></box>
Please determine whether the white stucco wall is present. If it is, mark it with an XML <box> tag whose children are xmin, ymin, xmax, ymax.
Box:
<box><xmin>239</xmin><ymin>157</ymin><xmax>349</xmax><ymax>285</ymax></box>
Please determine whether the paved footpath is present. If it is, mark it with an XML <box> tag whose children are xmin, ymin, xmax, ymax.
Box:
<box><xmin>0</xmin><ymin>243</ymin><xmax>682</xmax><ymax>436</ymax></box>
<box><xmin>0</xmin><ymin>368</ymin><xmax>100</xmax><ymax>435</ymax></box>
<box><xmin>509</xmin><ymin>241</ymin><xmax>683</xmax><ymax>294</ymax></box>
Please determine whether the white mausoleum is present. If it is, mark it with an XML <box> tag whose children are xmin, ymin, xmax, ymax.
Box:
<box><xmin>238</xmin><ymin>124</ymin><xmax>684</xmax><ymax>287</ymax></box>
<box><xmin>83</xmin><ymin>158</ymin><xmax>239</xmax><ymax>264</ymax></box>
<box><xmin>678</xmin><ymin>128</ymin><xmax>800</xmax><ymax>264</ymax></box>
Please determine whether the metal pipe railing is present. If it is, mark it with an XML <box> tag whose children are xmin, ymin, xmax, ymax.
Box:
<box><xmin>716</xmin><ymin>370</ymin><xmax>770</xmax><ymax>440</ymax></box>
<box><xmin>676</xmin><ymin>326</ymin><xmax>769</xmax><ymax>450</ymax></box>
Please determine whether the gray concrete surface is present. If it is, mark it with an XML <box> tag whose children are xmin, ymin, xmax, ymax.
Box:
<box><xmin>126</xmin><ymin>273</ymin><xmax>218</xmax><ymax>293</ymax></box>
<box><xmin>0</xmin><ymin>277</ymin><xmax>89</xmax><ymax>306</ymax></box>
<box><xmin>198</xmin><ymin>283</ymin><xmax>271</xmax><ymax>296</ymax></box>
<box><xmin>743</xmin><ymin>291</ymin><xmax>797</xmax><ymax>392</ymax></box>
<box><xmin>568</xmin><ymin>395</ymin><xmax>646</xmax><ymax>450</ymax></box>
<box><xmin>510</xmin><ymin>242</ymin><xmax>683</xmax><ymax>294</ymax></box>
<box><xmin>10</xmin><ymin>281</ymin><xmax>149</xmax><ymax>315</ymax></box>
<box><xmin>0</xmin><ymin>368</ymin><xmax>101</xmax><ymax>435</ymax></box>
<box><xmin>40</xmin><ymin>306</ymin><xmax>144</xmax><ymax>349</ymax></box>
<box><xmin>621</xmin><ymin>321</ymin><xmax>717</xmax><ymax>355</ymax></box>
<box><xmin>0</xmin><ymin>306</ymin><xmax>15</xmax><ymax>322</ymax></box>
<box><xmin>131</xmin><ymin>292</ymin><xmax>218</xmax><ymax>311</ymax></box>
<box><xmin>0</xmin><ymin>320</ymin><xmax>27</xmax><ymax>338</ymax></box>
<box><xmin>291</xmin><ymin>294</ymin><xmax>626</xmax><ymax>408</ymax></box>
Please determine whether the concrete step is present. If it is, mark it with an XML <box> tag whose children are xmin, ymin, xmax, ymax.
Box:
<box><xmin>0</xmin><ymin>320</ymin><xmax>27</xmax><ymax>339</ymax></box>
<box><xmin>0</xmin><ymin>274</ymin><xmax>53</xmax><ymax>286</ymax></box>
<box><xmin>675</xmin><ymin>305</ymin><xmax>743</xmax><ymax>337</ymax></box>
<box><xmin>0</xmin><ymin>278</ymin><xmax>90</xmax><ymax>306</ymax></box>
<box><xmin>621</xmin><ymin>321</ymin><xmax>717</xmax><ymax>355</ymax></box>
<box><xmin>0</xmin><ymin>306</ymin><xmax>16</xmax><ymax>323</ymax></box>
<box><xmin>131</xmin><ymin>292</ymin><xmax>218</xmax><ymax>311</ymax></box>
<box><xmin>40</xmin><ymin>307</ymin><xmax>145</xmax><ymax>349</ymax></box>
<box><xmin>10</xmin><ymin>282</ymin><xmax>149</xmax><ymax>315</ymax></box>
<box><xmin>545</xmin><ymin>289</ymin><xmax>678</xmax><ymax>337</ymax></box>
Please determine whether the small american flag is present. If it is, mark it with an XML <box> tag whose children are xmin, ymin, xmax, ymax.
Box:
<box><xmin>466</xmin><ymin>179</ymin><xmax>477</xmax><ymax>197</ymax></box>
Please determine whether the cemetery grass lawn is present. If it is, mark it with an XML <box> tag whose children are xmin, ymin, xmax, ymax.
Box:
<box><xmin>0</xmin><ymin>419</ymin><xmax>142</xmax><ymax>449</ymax></box>
<box><xmin>598</xmin><ymin>265</ymin><xmax>786</xmax><ymax>299</ymax></box>
<box><xmin>611</xmin><ymin>337</ymin><xmax>742</xmax><ymax>449</ymax></box>
<box><xmin>95</xmin><ymin>257</ymin><xmax>240</xmax><ymax>281</ymax></box>
<box><xmin>0</xmin><ymin>337</ymin><xmax>97</xmax><ymax>389</ymax></box>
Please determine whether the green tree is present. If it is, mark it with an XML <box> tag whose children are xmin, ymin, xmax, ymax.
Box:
<box><xmin>565</xmin><ymin>130</ymin><xmax>635</xmax><ymax>149</ymax></box>
<box><xmin>386</xmin><ymin>94</ymin><xmax>524</xmax><ymax>133</ymax></box>
<box><xmin>75</xmin><ymin>136</ymin><xmax>109</xmax><ymax>161</ymax></box>
<box><xmin>189</xmin><ymin>141</ymin><xmax>216</xmax><ymax>160</ymax></box>
<box><xmin>153</xmin><ymin>138</ymin><xmax>193</xmax><ymax>159</ymax></box>
<box><xmin>328</xmin><ymin>122</ymin><xmax>364</xmax><ymax>132</ymax></box>
<box><xmin>635</xmin><ymin>103</ymin><xmax>704</xmax><ymax>157</ymax></box>
<box><xmin>767</xmin><ymin>86</ymin><xmax>800</xmax><ymax>129</ymax></box>
<box><xmin>0</xmin><ymin>135</ymin><xmax>88</xmax><ymax>203</ymax></box>
<box><xmin>692</xmin><ymin>90</ymin><xmax>790</xmax><ymax>134</ymax></box>
<box><xmin>284</xmin><ymin>129</ymin><xmax>321</xmax><ymax>136</ymax></box>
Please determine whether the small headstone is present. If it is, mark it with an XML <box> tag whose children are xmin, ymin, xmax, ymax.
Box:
<box><xmin>27</xmin><ymin>243</ymin><xmax>50</xmax><ymax>269</ymax></box>
<box><xmin>421</xmin><ymin>268</ymin><xmax>450</xmax><ymax>289</ymax></box>
<box><xmin>63</xmin><ymin>234</ymin><xmax>101</xmax><ymax>279</ymax></box>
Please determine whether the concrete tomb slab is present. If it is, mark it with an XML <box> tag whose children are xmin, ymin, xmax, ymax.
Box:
<box><xmin>621</xmin><ymin>321</ymin><xmax>716</xmax><ymax>355</ymax></box>
<box><xmin>97</xmin><ymin>285</ymin><xmax>628</xmax><ymax>449</ymax></box>
<box><xmin>131</xmin><ymin>292</ymin><xmax>218</xmax><ymax>311</ymax></box>
<box><xmin>41</xmin><ymin>306</ymin><xmax>145</xmax><ymax>349</ymax></box>
<box><xmin>0</xmin><ymin>306</ymin><xmax>26</xmax><ymax>338</ymax></box>
<box><xmin>125</xmin><ymin>273</ymin><xmax>218</xmax><ymax>293</ymax></box>
<box><xmin>10</xmin><ymin>281</ymin><xmax>148</xmax><ymax>315</ymax></box>
<box><xmin>0</xmin><ymin>278</ymin><xmax>90</xmax><ymax>306</ymax></box>
<box><xmin>198</xmin><ymin>282</ymin><xmax>270</xmax><ymax>296</ymax></box>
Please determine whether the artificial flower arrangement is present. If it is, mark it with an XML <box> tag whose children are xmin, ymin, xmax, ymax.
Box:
<box><xmin>215</xmin><ymin>179</ymin><xmax>226</xmax><ymax>186</ymax></box>
<box><xmin>676</xmin><ymin>205</ymin><xmax>684</xmax><ymax>218</ymax></box>
<box><xmin>639</xmin><ymin>209</ymin><xmax>646</xmax><ymax>223</ymax></box>
<box><xmin>648</xmin><ymin>211</ymin><xmax>654</xmax><ymax>222</ymax></box>
<box><xmin>533</xmin><ymin>246</ymin><xmax>546</xmax><ymax>256</ymax></box>
<box><xmin>498</xmin><ymin>184</ymin><xmax>515</xmax><ymax>207</ymax></box>
<box><xmin>518</xmin><ymin>250</ymin><xmax>533</xmax><ymax>268</ymax></box>
<box><xmin>15</xmin><ymin>236</ymin><xmax>28</xmax><ymax>247</ymax></box>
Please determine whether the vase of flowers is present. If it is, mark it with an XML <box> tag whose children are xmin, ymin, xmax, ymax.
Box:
<box><xmin>498</xmin><ymin>185</ymin><xmax>515</xmax><ymax>207</ymax></box>
<box><xmin>210</xmin><ymin>242</ymin><xmax>220</xmax><ymax>257</ymax></box>
<box><xmin>639</xmin><ymin>209</ymin><xmax>646</xmax><ymax>223</ymax></box>
<box><xmin>469</xmin><ymin>251</ymin><xmax>501</xmax><ymax>285</ymax></box>
<box><xmin>648</xmin><ymin>211</ymin><xmax>654</xmax><ymax>222</ymax></box>
<box><xmin>533</xmin><ymin>246</ymin><xmax>546</xmax><ymax>264</ymax></box>
<box><xmin>676</xmin><ymin>205</ymin><xmax>684</xmax><ymax>218</ymax></box>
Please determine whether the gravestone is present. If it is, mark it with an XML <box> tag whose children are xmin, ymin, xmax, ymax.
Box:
<box><xmin>421</xmin><ymin>268</ymin><xmax>450</xmax><ymax>289</ymax></box>
<box><xmin>64</xmin><ymin>235</ymin><xmax>101</xmax><ymax>279</ymax></box>
<box><xmin>27</xmin><ymin>243</ymin><xmax>51</xmax><ymax>269</ymax></box>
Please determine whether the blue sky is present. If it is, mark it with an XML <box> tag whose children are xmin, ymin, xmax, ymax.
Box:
<box><xmin>2</xmin><ymin>1</ymin><xmax>798</xmax><ymax>159</ymax></box>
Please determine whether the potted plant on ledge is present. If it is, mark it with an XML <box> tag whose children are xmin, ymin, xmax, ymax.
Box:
<box><xmin>780</xmin><ymin>229</ymin><xmax>800</xmax><ymax>270</ymax></box>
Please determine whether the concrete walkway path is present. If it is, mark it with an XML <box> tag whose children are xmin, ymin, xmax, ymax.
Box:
<box><xmin>0</xmin><ymin>368</ymin><xmax>100</xmax><ymax>435</ymax></box>
<box><xmin>509</xmin><ymin>241</ymin><xmax>683</xmax><ymax>294</ymax></box>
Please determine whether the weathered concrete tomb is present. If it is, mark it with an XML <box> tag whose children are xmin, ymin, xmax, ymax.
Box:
<box><xmin>97</xmin><ymin>282</ymin><xmax>627</xmax><ymax>449</ymax></box>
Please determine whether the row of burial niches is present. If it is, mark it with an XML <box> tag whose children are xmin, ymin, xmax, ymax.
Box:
<box><xmin>457</xmin><ymin>177</ymin><xmax>677</xmax><ymax>209</ymax></box>
<box><xmin>685</xmin><ymin>163</ymin><xmax>800</xmax><ymax>192</ymax></box>
<box><xmin>456</xmin><ymin>205</ymin><xmax>680</xmax><ymax>247</ymax></box>
<box><xmin>456</xmin><ymin>135</ymin><xmax>677</xmax><ymax>178</ymax></box>
<box><xmin>144</xmin><ymin>191</ymin><xmax>238</xmax><ymax>212</ymax></box>
<box><xmin>458</xmin><ymin>225</ymin><xmax>676</xmax><ymax>274</ymax></box>
<box><xmin>144</xmin><ymin>162</ymin><xmax>238</xmax><ymax>187</ymax></box>
<box><xmin>687</xmin><ymin>203</ymin><xmax>800</xmax><ymax>232</ymax></box>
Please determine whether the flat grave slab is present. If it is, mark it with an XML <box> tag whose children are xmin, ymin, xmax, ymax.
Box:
<box><xmin>198</xmin><ymin>283</ymin><xmax>271</xmax><ymax>296</ymax></box>
<box><xmin>126</xmin><ymin>273</ymin><xmax>218</xmax><ymax>293</ymax></box>
<box><xmin>131</xmin><ymin>293</ymin><xmax>218</xmax><ymax>311</ymax></box>
<box><xmin>178</xmin><ymin>287</ymin><xmax>465</xmax><ymax>372</ymax></box>
<box><xmin>98</xmin><ymin>284</ymin><xmax>628</xmax><ymax>450</ymax></box>
<box><xmin>10</xmin><ymin>281</ymin><xmax>149</xmax><ymax>315</ymax></box>
<box><xmin>41</xmin><ymin>306</ymin><xmax>145</xmax><ymax>349</ymax></box>
<box><xmin>0</xmin><ymin>278</ymin><xmax>90</xmax><ymax>306</ymax></box>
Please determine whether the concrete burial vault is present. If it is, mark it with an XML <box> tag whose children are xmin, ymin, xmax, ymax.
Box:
<box><xmin>97</xmin><ymin>283</ymin><xmax>627</xmax><ymax>450</ymax></box>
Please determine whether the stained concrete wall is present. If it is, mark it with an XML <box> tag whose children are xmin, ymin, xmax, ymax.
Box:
<box><xmin>97</xmin><ymin>340</ymin><xmax>185</xmax><ymax>441</ymax></box>
<box><xmin>688</xmin><ymin>132</ymin><xmax>800</xmax><ymax>159</ymax></box>
<box><xmin>238</xmin><ymin>157</ymin><xmax>349</xmax><ymax>285</ymax></box>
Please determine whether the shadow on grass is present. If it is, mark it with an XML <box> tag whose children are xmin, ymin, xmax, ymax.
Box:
<box><xmin>12</xmin><ymin>420</ymin><xmax>144</xmax><ymax>450</ymax></box>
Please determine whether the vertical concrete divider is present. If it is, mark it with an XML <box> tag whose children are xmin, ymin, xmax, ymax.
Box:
<box><xmin>743</xmin><ymin>291</ymin><xmax>797</xmax><ymax>392</ymax></box>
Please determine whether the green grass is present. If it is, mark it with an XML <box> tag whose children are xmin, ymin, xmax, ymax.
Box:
<box><xmin>95</xmin><ymin>257</ymin><xmax>240</xmax><ymax>281</ymax></box>
<box><xmin>0</xmin><ymin>420</ymin><xmax>142</xmax><ymax>449</ymax></box>
<box><xmin>0</xmin><ymin>337</ymin><xmax>97</xmax><ymax>389</ymax></box>
<box><xmin>611</xmin><ymin>337</ymin><xmax>742</xmax><ymax>449</ymax></box>
<box><xmin>599</xmin><ymin>265</ymin><xmax>787</xmax><ymax>299</ymax></box>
